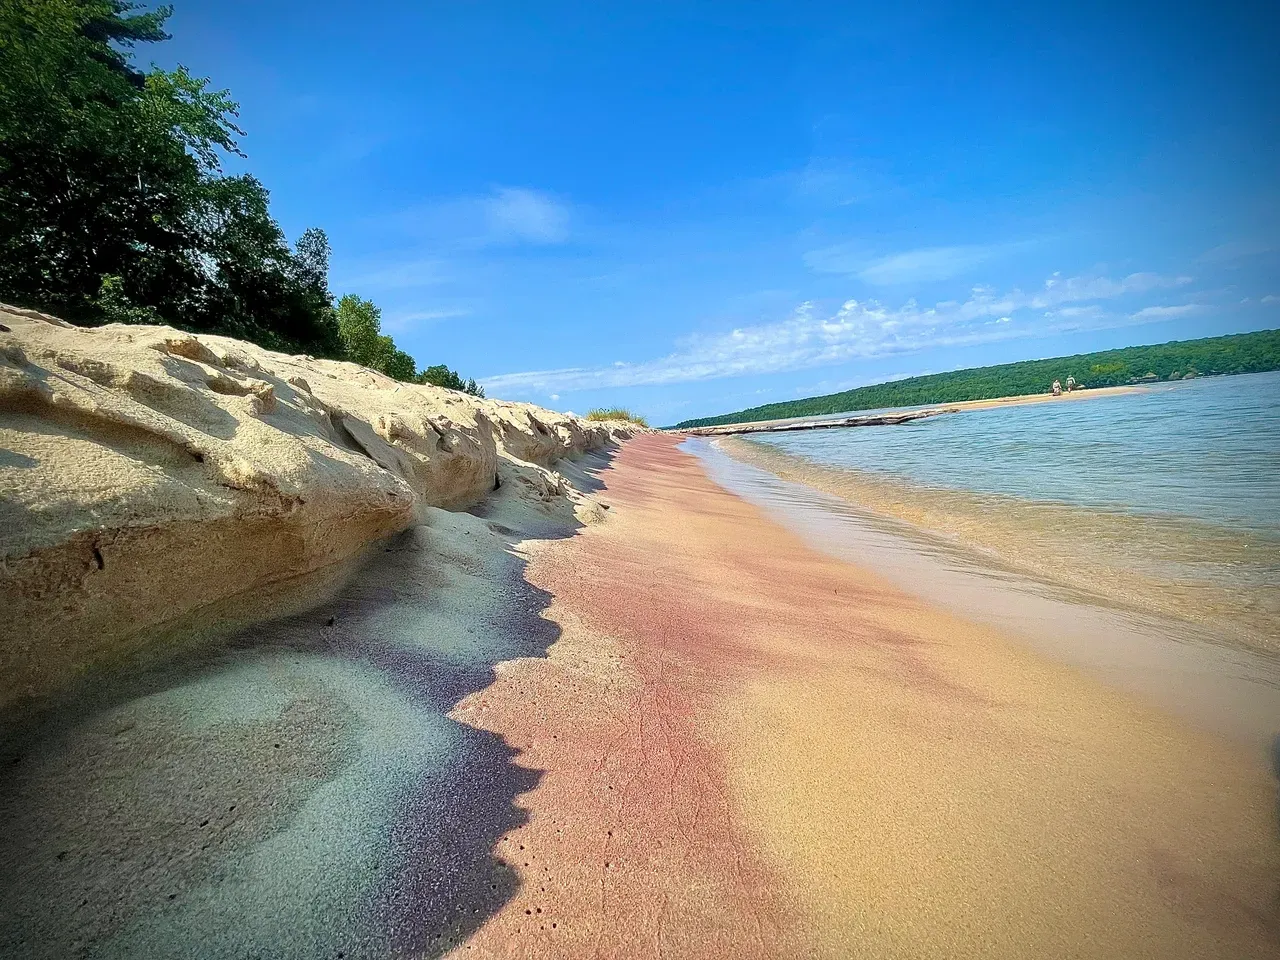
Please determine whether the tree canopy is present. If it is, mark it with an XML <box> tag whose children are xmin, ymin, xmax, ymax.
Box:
<box><xmin>333</xmin><ymin>295</ymin><xmax>483</xmax><ymax>393</ymax></box>
<box><xmin>0</xmin><ymin>0</ymin><xmax>483</xmax><ymax>391</ymax></box>
<box><xmin>417</xmin><ymin>365</ymin><xmax>485</xmax><ymax>397</ymax></box>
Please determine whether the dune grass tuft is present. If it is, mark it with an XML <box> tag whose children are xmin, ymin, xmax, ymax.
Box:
<box><xmin>586</xmin><ymin>407</ymin><xmax>649</xmax><ymax>427</ymax></box>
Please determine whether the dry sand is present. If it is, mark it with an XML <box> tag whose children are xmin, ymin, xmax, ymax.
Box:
<box><xmin>0</xmin><ymin>304</ymin><xmax>640</xmax><ymax>709</ymax></box>
<box><xmin>940</xmin><ymin>382</ymin><xmax>1145</xmax><ymax>412</ymax></box>
<box><xmin>459</xmin><ymin>433</ymin><xmax>1280</xmax><ymax>959</ymax></box>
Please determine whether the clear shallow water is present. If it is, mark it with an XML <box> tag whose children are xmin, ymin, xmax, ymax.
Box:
<box><xmin>687</xmin><ymin>438</ymin><xmax>1280</xmax><ymax>750</ymax></box>
<box><xmin>732</xmin><ymin>374</ymin><xmax>1280</xmax><ymax>650</ymax></box>
<box><xmin>756</xmin><ymin>372</ymin><xmax>1280</xmax><ymax>535</ymax></box>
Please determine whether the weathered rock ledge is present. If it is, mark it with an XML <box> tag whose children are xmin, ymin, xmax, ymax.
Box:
<box><xmin>0</xmin><ymin>305</ymin><xmax>641</xmax><ymax>709</ymax></box>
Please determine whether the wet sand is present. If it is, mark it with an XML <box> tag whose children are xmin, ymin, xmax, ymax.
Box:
<box><xmin>463</xmin><ymin>433</ymin><xmax>1279</xmax><ymax>958</ymax></box>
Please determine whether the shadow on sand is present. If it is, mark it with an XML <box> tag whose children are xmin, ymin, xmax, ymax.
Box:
<box><xmin>0</xmin><ymin>447</ymin><xmax>620</xmax><ymax>959</ymax></box>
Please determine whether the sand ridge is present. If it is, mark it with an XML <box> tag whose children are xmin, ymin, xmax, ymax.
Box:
<box><xmin>0</xmin><ymin>447</ymin><xmax>630</xmax><ymax>959</ymax></box>
<box><xmin>0</xmin><ymin>305</ymin><xmax>642</xmax><ymax>708</ymax></box>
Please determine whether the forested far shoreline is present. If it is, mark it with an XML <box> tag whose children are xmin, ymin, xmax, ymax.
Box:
<box><xmin>672</xmin><ymin>329</ymin><xmax>1280</xmax><ymax>429</ymax></box>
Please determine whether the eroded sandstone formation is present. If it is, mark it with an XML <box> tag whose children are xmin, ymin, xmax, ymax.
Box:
<box><xmin>0</xmin><ymin>304</ymin><xmax>640</xmax><ymax>708</ymax></box>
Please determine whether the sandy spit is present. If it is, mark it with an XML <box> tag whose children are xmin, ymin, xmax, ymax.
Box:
<box><xmin>675</xmin><ymin>383</ymin><xmax>1147</xmax><ymax>434</ymax></box>
<box><xmin>463</xmin><ymin>433</ymin><xmax>1279</xmax><ymax>959</ymax></box>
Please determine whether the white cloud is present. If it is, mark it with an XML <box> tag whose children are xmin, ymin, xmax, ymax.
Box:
<box><xmin>382</xmin><ymin>307</ymin><xmax>471</xmax><ymax>333</ymax></box>
<box><xmin>337</xmin><ymin>257</ymin><xmax>450</xmax><ymax>291</ymax></box>
<box><xmin>335</xmin><ymin>186</ymin><xmax>572</xmax><ymax>299</ymax></box>
<box><xmin>789</xmin><ymin>160</ymin><xmax>898</xmax><ymax>206</ymax></box>
<box><xmin>1198</xmin><ymin>240</ymin><xmax>1274</xmax><ymax>263</ymax></box>
<box><xmin>369</xmin><ymin>186</ymin><xmax>571</xmax><ymax>258</ymax></box>
<box><xmin>860</xmin><ymin>245</ymin><xmax>1005</xmax><ymax>285</ymax></box>
<box><xmin>483</xmin><ymin>187</ymin><xmax>570</xmax><ymax>244</ymax></box>
<box><xmin>482</xmin><ymin>271</ymin><xmax>1195</xmax><ymax>396</ymax></box>
<box><xmin>1128</xmin><ymin>304</ymin><xmax>1202</xmax><ymax>321</ymax></box>
<box><xmin>1262</xmin><ymin>294</ymin><xmax>1279</xmax><ymax>304</ymax></box>
<box><xmin>805</xmin><ymin>242</ymin><xmax>1026</xmax><ymax>285</ymax></box>
<box><xmin>747</xmin><ymin>160</ymin><xmax>903</xmax><ymax>209</ymax></box>
<box><xmin>1049</xmin><ymin>304</ymin><xmax>1105</xmax><ymax>320</ymax></box>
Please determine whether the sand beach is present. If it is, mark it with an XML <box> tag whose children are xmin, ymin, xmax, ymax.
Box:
<box><xmin>5</xmin><ymin>4</ymin><xmax>1280</xmax><ymax>956</ymax></box>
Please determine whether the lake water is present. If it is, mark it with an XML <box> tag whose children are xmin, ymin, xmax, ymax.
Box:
<box><xmin>687</xmin><ymin>371</ymin><xmax>1280</xmax><ymax>748</ymax></box>
<box><xmin>756</xmin><ymin>372</ymin><xmax>1280</xmax><ymax>537</ymax></box>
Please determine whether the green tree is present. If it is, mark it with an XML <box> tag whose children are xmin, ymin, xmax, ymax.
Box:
<box><xmin>381</xmin><ymin>348</ymin><xmax>418</xmax><ymax>383</ymax></box>
<box><xmin>0</xmin><ymin>1</ymin><xmax>490</xmax><ymax>389</ymax></box>
<box><xmin>0</xmin><ymin>0</ymin><xmax>340</xmax><ymax>356</ymax></box>
<box><xmin>418</xmin><ymin>364</ymin><xmax>485</xmax><ymax>397</ymax></box>
<box><xmin>336</xmin><ymin>294</ymin><xmax>388</xmax><ymax>367</ymax></box>
<box><xmin>334</xmin><ymin>293</ymin><xmax>419</xmax><ymax>380</ymax></box>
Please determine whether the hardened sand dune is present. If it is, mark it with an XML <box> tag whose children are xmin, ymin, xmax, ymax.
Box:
<box><xmin>0</xmin><ymin>305</ymin><xmax>640</xmax><ymax>708</ymax></box>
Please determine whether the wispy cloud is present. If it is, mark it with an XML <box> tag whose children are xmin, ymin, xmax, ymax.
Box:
<box><xmin>805</xmin><ymin>242</ymin><xmax>1020</xmax><ymax>285</ymax></box>
<box><xmin>1197</xmin><ymin>239</ymin><xmax>1275</xmax><ymax>263</ymax></box>
<box><xmin>382</xmin><ymin>307</ymin><xmax>471</xmax><ymax>333</ymax></box>
<box><xmin>1129</xmin><ymin>304</ymin><xmax>1202</xmax><ymax>321</ymax></box>
<box><xmin>482</xmin><ymin>271</ymin><xmax>1194</xmax><ymax>395</ymax></box>
<box><xmin>743</xmin><ymin>159</ymin><xmax>904</xmax><ymax>209</ymax></box>
<box><xmin>336</xmin><ymin>186</ymin><xmax>571</xmax><ymax>295</ymax></box>
<box><xmin>789</xmin><ymin>160</ymin><xmax>901</xmax><ymax>206</ymax></box>
<box><xmin>335</xmin><ymin>257</ymin><xmax>451</xmax><ymax>291</ymax></box>
<box><xmin>1048</xmin><ymin>304</ymin><xmax>1105</xmax><ymax>320</ymax></box>
<box><xmin>373</xmin><ymin>186</ymin><xmax>572</xmax><ymax>252</ymax></box>
<box><xmin>393</xmin><ymin>308</ymin><xmax>472</xmax><ymax>322</ymax></box>
<box><xmin>482</xmin><ymin>187</ymin><xmax>570</xmax><ymax>244</ymax></box>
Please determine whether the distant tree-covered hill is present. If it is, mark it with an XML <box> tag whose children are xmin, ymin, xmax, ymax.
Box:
<box><xmin>672</xmin><ymin>329</ymin><xmax>1280</xmax><ymax>429</ymax></box>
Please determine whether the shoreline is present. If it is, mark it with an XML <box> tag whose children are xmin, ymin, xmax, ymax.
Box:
<box><xmin>714</xmin><ymin>429</ymin><xmax>1280</xmax><ymax>662</ymax></box>
<box><xmin>698</xmin><ymin>435</ymin><xmax>1280</xmax><ymax>748</ymax></box>
<box><xmin>462</xmin><ymin>434</ymin><xmax>1279</xmax><ymax>957</ymax></box>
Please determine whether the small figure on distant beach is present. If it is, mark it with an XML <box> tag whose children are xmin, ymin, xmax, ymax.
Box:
<box><xmin>1066</xmin><ymin>375</ymin><xmax>1076</xmax><ymax>391</ymax></box>
<box><xmin>1052</xmin><ymin>379</ymin><xmax>1062</xmax><ymax>396</ymax></box>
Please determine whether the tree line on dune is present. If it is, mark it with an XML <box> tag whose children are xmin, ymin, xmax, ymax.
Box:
<box><xmin>0</xmin><ymin>1</ymin><xmax>483</xmax><ymax>396</ymax></box>
<box><xmin>673</xmin><ymin>329</ymin><xmax>1280</xmax><ymax>429</ymax></box>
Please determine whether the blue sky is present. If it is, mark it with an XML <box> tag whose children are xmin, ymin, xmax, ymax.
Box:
<box><xmin>158</xmin><ymin>1</ymin><xmax>1279</xmax><ymax>423</ymax></box>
